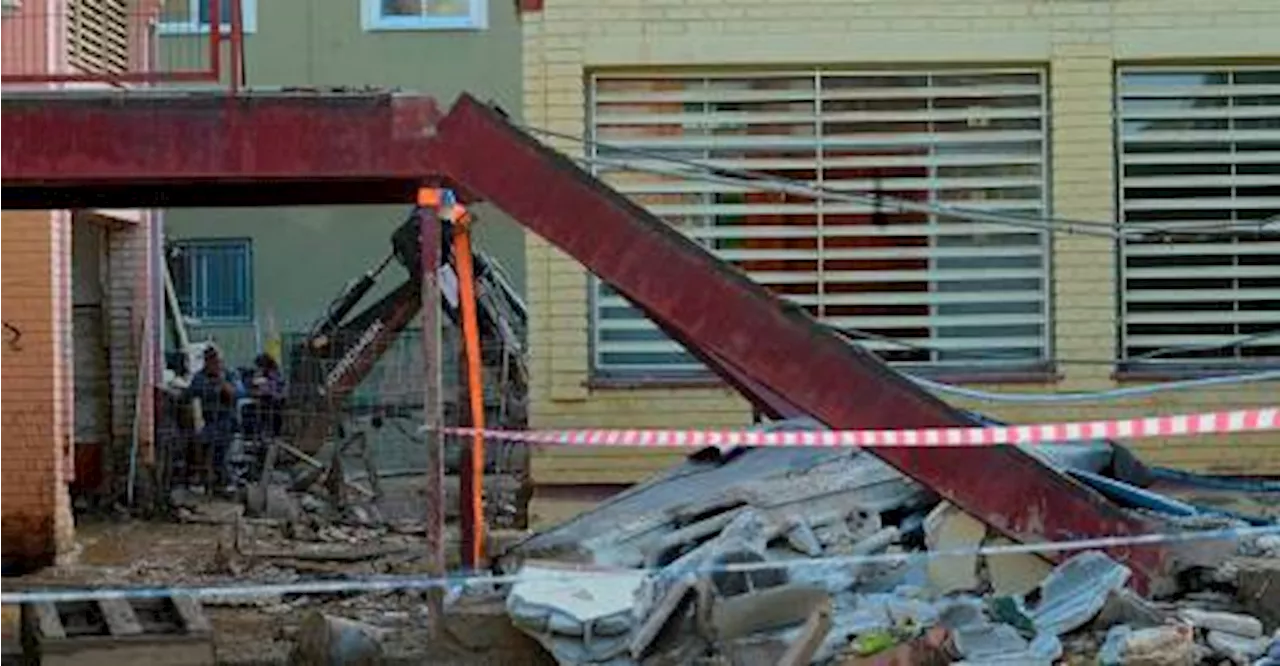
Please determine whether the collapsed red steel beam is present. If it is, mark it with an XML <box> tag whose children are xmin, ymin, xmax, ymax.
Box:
<box><xmin>431</xmin><ymin>96</ymin><xmax>1171</xmax><ymax>591</ymax></box>
<box><xmin>0</xmin><ymin>91</ymin><xmax>1170</xmax><ymax>590</ymax></box>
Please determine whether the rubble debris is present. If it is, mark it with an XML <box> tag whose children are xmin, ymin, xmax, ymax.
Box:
<box><xmin>1175</xmin><ymin>608</ymin><xmax>1264</xmax><ymax>638</ymax></box>
<box><xmin>1205</xmin><ymin>629</ymin><xmax>1270</xmax><ymax>664</ymax></box>
<box><xmin>834</xmin><ymin>626</ymin><xmax>951</xmax><ymax>666</ymax></box>
<box><xmin>991</xmin><ymin>550</ymin><xmax>1132</xmax><ymax>637</ymax></box>
<box><xmin>923</xmin><ymin>503</ymin><xmax>985</xmax><ymax>594</ymax></box>
<box><xmin>984</xmin><ymin>535</ymin><xmax>1055</xmax><ymax>597</ymax></box>
<box><xmin>289</xmin><ymin>612</ymin><xmax>385</xmax><ymax>666</ymax></box>
<box><xmin>777</xmin><ymin>601</ymin><xmax>834</xmax><ymax>666</ymax></box>
<box><xmin>1233</xmin><ymin>556</ymin><xmax>1280</xmax><ymax>628</ymax></box>
<box><xmin>950</xmin><ymin>622</ymin><xmax>1062</xmax><ymax>665</ymax></box>
<box><xmin>1098</xmin><ymin>624</ymin><xmax>1196</xmax><ymax>666</ymax></box>
<box><xmin>1090</xmin><ymin>588</ymin><xmax>1168</xmax><ymax>630</ymax></box>
<box><xmin>506</xmin><ymin>563</ymin><xmax>646</xmax><ymax>664</ymax></box>
<box><xmin>2</xmin><ymin>605</ymin><xmax>20</xmax><ymax>662</ymax></box>
<box><xmin>245</xmin><ymin>484</ymin><xmax>303</xmax><ymax>522</ymax></box>
<box><xmin>1258</xmin><ymin>632</ymin><xmax>1280</xmax><ymax>666</ymax></box>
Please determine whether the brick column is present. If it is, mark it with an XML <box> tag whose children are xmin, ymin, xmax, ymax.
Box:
<box><xmin>1049</xmin><ymin>43</ymin><xmax>1117</xmax><ymax>390</ymax></box>
<box><xmin>104</xmin><ymin>216</ymin><xmax>156</xmax><ymax>500</ymax></box>
<box><xmin>2</xmin><ymin>210</ymin><xmax>75</xmax><ymax>573</ymax></box>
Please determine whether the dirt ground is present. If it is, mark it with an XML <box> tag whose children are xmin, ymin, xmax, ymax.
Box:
<box><xmin>8</xmin><ymin>497</ymin><xmax>549</xmax><ymax>665</ymax></box>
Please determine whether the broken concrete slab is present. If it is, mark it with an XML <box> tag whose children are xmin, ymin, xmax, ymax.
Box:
<box><xmin>922</xmin><ymin>503</ymin><xmax>1055</xmax><ymax>598</ymax></box>
<box><xmin>1205</xmin><ymin>629</ymin><xmax>1270</xmax><ymax>664</ymax></box>
<box><xmin>923</xmin><ymin>503</ymin><xmax>984</xmax><ymax>594</ymax></box>
<box><xmin>950</xmin><ymin>623</ymin><xmax>1062</xmax><ymax>665</ymax></box>
<box><xmin>708</xmin><ymin>585</ymin><xmax>830</xmax><ymax>642</ymax></box>
<box><xmin>1176</xmin><ymin>608</ymin><xmax>1263</xmax><ymax>638</ymax></box>
<box><xmin>506</xmin><ymin>563</ymin><xmax>646</xmax><ymax>664</ymax></box>
<box><xmin>1090</xmin><ymin>588</ymin><xmax>1168</xmax><ymax>631</ymax></box>
<box><xmin>500</xmin><ymin>447</ymin><xmax>930</xmax><ymax>570</ymax></box>
<box><xmin>984</xmin><ymin>536</ymin><xmax>1054</xmax><ymax>597</ymax></box>
<box><xmin>1098</xmin><ymin>623</ymin><xmax>1196</xmax><ymax>666</ymax></box>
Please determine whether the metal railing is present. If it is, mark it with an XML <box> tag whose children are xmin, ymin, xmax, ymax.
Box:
<box><xmin>1</xmin><ymin>0</ymin><xmax>244</xmax><ymax>90</ymax></box>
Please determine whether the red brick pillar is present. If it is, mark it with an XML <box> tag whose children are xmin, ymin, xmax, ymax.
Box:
<box><xmin>2</xmin><ymin>210</ymin><xmax>75</xmax><ymax>573</ymax></box>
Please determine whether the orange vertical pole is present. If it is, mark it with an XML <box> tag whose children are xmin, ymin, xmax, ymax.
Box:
<box><xmin>451</xmin><ymin>206</ymin><xmax>486</xmax><ymax>569</ymax></box>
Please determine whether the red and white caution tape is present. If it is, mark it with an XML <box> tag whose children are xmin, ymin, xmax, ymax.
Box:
<box><xmin>431</xmin><ymin>407</ymin><xmax>1280</xmax><ymax>448</ymax></box>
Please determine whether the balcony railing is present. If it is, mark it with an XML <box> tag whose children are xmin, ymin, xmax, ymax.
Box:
<box><xmin>1</xmin><ymin>0</ymin><xmax>244</xmax><ymax>89</ymax></box>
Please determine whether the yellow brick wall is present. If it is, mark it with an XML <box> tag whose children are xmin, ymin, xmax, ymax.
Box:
<box><xmin>522</xmin><ymin>0</ymin><xmax>1280</xmax><ymax>485</ymax></box>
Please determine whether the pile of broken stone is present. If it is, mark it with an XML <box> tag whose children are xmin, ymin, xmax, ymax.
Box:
<box><xmin>484</xmin><ymin>445</ymin><xmax>1280</xmax><ymax>666</ymax></box>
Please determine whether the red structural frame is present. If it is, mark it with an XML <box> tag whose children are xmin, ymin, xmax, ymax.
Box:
<box><xmin>0</xmin><ymin>91</ymin><xmax>1172</xmax><ymax>591</ymax></box>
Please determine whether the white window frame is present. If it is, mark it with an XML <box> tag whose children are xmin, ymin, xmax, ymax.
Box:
<box><xmin>157</xmin><ymin>0</ymin><xmax>257</xmax><ymax>35</ymax></box>
<box><xmin>361</xmin><ymin>0</ymin><xmax>488</xmax><ymax>32</ymax></box>
<box><xmin>1115</xmin><ymin>64</ymin><xmax>1280</xmax><ymax>371</ymax></box>
<box><xmin>586</xmin><ymin>67</ymin><xmax>1053</xmax><ymax>379</ymax></box>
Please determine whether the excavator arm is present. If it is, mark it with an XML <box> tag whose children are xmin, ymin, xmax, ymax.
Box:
<box><xmin>285</xmin><ymin>209</ymin><xmax>528</xmax><ymax>455</ymax></box>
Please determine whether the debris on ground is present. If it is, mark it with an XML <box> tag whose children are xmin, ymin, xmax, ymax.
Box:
<box><xmin>9</xmin><ymin>426</ymin><xmax>1278</xmax><ymax>664</ymax></box>
<box><xmin>482</xmin><ymin>429</ymin><xmax>1280</xmax><ymax>666</ymax></box>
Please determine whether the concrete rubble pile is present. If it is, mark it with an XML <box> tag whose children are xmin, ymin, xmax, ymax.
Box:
<box><xmin>480</xmin><ymin>420</ymin><xmax>1280</xmax><ymax>666</ymax></box>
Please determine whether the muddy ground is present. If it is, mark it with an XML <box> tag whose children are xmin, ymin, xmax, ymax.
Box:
<box><xmin>9</xmin><ymin>483</ymin><xmax>549</xmax><ymax>665</ymax></box>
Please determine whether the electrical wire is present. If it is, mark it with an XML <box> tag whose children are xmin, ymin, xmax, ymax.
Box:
<box><xmin>528</xmin><ymin>124</ymin><xmax>1273</xmax><ymax>239</ymax></box>
<box><xmin>524</xmin><ymin>125</ymin><xmax>1280</xmax><ymax>401</ymax></box>
<box><xmin>910</xmin><ymin>369</ymin><xmax>1280</xmax><ymax>404</ymax></box>
<box><xmin>578</xmin><ymin>153</ymin><xmax>1122</xmax><ymax>239</ymax></box>
<box><xmin>4</xmin><ymin>524</ymin><xmax>1276</xmax><ymax>605</ymax></box>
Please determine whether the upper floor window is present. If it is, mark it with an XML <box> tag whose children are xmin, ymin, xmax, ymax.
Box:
<box><xmin>362</xmin><ymin>0</ymin><xmax>488</xmax><ymax>31</ymax></box>
<box><xmin>1116</xmin><ymin>66</ymin><xmax>1280</xmax><ymax>372</ymax></box>
<box><xmin>158</xmin><ymin>0</ymin><xmax>257</xmax><ymax>34</ymax></box>
<box><xmin>169</xmin><ymin>239</ymin><xmax>254</xmax><ymax>324</ymax></box>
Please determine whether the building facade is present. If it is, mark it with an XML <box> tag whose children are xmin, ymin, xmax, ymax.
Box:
<box><xmin>162</xmin><ymin>0</ymin><xmax>525</xmax><ymax>366</ymax></box>
<box><xmin>2</xmin><ymin>2</ymin><xmax>160</xmax><ymax>570</ymax></box>
<box><xmin>521</xmin><ymin>0</ymin><xmax>1280</xmax><ymax>521</ymax></box>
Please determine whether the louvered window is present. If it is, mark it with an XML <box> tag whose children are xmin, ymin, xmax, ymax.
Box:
<box><xmin>587</xmin><ymin>68</ymin><xmax>1051</xmax><ymax>376</ymax></box>
<box><xmin>68</xmin><ymin>0</ymin><xmax>128</xmax><ymax>74</ymax></box>
<box><xmin>1117</xmin><ymin>66</ymin><xmax>1280</xmax><ymax>368</ymax></box>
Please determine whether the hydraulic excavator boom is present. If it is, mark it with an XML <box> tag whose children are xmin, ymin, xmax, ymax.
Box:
<box><xmin>286</xmin><ymin>208</ymin><xmax>528</xmax><ymax>456</ymax></box>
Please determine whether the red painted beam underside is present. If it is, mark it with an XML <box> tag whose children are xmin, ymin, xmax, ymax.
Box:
<box><xmin>1</xmin><ymin>91</ymin><xmax>1169</xmax><ymax>589</ymax></box>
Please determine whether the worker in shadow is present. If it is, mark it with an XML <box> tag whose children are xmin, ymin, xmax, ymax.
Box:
<box><xmin>187</xmin><ymin>345</ymin><xmax>240</xmax><ymax>495</ymax></box>
<box><xmin>246</xmin><ymin>353</ymin><xmax>286</xmax><ymax>441</ymax></box>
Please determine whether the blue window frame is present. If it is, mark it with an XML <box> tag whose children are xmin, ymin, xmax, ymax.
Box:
<box><xmin>170</xmin><ymin>239</ymin><xmax>253</xmax><ymax>323</ymax></box>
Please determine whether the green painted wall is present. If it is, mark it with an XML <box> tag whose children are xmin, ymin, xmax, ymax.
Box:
<box><xmin>163</xmin><ymin>0</ymin><xmax>524</xmax><ymax>366</ymax></box>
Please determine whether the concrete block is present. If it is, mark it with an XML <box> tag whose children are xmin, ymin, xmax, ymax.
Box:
<box><xmin>923</xmin><ymin>502</ymin><xmax>985</xmax><ymax>594</ymax></box>
<box><xmin>985</xmin><ymin>536</ymin><xmax>1055</xmax><ymax>597</ymax></box>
